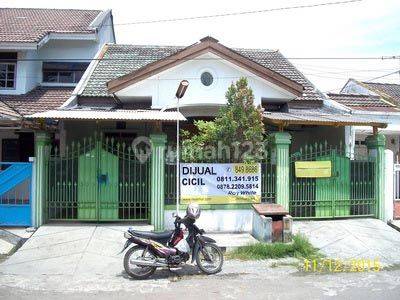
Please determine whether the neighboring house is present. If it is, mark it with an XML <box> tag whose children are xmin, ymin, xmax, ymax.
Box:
<box><xmin>26</xmin><ymin>36</ymin><xmax>386</xmax><ymax>230</ymax></box>
<box><xmin>329</xmin><ymin>79</ymin><xmax>400</xmax><ymax>161</ymax></box>
<box><xmin>0</xmin><ymin>8</ymin><xmax>115</xmax><ymax>162</ymax></box>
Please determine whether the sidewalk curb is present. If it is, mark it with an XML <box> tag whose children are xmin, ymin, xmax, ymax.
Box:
<box><xmin>388</xmin><ymin>220</ymin><xmax>400</xmax><ymax>232</ymax></box>
<box><xmin>0</xmin><ymin>229</ymin><xmax>27</xmax><ymax>256</ymax></box>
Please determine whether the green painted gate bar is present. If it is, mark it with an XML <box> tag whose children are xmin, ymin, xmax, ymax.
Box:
<box><xmin>315</xmin><ymin>152</ymin><xmax>350</xmax><ymax>217</ymax></box>
<box><xmin>78</xmin><ymin>146</ymin><xmax>97</xmax><ymax>220</ymax></box>
<box><xmin>150</xmin><ymin>133</ymin><xmax>167</xmax><ymax>231</ymax></box>
<box><xmin>366</xmin><ymin>133</ymin><xmax>385</xmax><ymax>220</ymax></box>
<box><xmin>270</xmin><ymin>132</ymin><xmax>291</xmax><ymax>210</ymax></box>
<box><xmin>77</xmin><ymin>142</ymin><xmax>119</xmax><ymax>220</ymax></box>
<box><xmin>98</xmin><ymin>146</ymin><xmax>119</xmax><ymax>220</ymax></box>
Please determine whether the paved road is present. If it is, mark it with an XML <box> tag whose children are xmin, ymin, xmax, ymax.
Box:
<box><xmin>1</xmin><ymin>220</ymin><xmax>400</xmax><ymax>299</ymax></box>
<box><xmin>1</xmin><ymin>259</ymin><xmax>400</xmax><ymax>299</ymax></box>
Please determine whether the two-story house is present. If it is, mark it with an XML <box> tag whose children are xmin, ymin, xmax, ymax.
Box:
<box><xmin>0</xmin><ymin>8</ymin><xmax>115</xmax><ymax>162</ymax></box>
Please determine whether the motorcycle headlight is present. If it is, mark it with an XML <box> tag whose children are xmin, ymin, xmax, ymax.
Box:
<box><xmin>124</xmin><ymin>232</ymin><xmax>132</xmax><ymax>239</ymax></box>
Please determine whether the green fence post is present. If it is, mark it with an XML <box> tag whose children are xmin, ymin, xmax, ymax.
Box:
<box><xmin>270</xmin><ymin>132</ymin><xmax>291</xmax><ymax>210</ymax></box>
<box><xmin>365</xmin><ymin>133</ymin><xmax>386</xmax><ymax>220</ymax></box>
<box><xmin>34</xmin><ymin>131</ymin><xmax>51</xmax><ymax>227</ymax></box>
<box><xmin>150</xmin><ymin>133</ymin><xmax>167</xmax><ymax>231</ymax></box>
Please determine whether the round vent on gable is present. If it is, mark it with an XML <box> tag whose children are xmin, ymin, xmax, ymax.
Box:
<box><xmin>200</xmin><ymin>71</ymin><xmax>214</xmax><ymax>87</ymax></box>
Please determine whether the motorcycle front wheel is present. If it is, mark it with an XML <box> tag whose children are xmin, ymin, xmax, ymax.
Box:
<box><xmin>123</xmin><ymin>245</ymin><xmax>156</xmax><ymax>279</ymax></box>
<box><xmin>196</xmin><ymin>243</ymin><xmax>223</xmax><ymax>274</ymax></box>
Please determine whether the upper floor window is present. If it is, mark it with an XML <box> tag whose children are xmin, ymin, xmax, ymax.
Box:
<box><xmin>42</xmin><ymin>62</ymin><xmax>89</xmax><ymax>84</ymax></box>
<box><xmin>0</xmin><ymin>52</ymin><xmax>17</xmax><ymax>89</ymax></box>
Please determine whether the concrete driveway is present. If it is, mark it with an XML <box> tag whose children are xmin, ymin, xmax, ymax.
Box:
<box><xmin>293</xmin><ymin>218</ymin><xmax>400</xmax><ymax>266</ymax></box>
<box><xmin>1</xmin><ymin>221</ymin><xmax>400</xmax><ymax>299</ymax></box>
<box><xmin>0</xmin><ymin>224</ymin><xmax>256</xmax><ymax>276</ymax></box>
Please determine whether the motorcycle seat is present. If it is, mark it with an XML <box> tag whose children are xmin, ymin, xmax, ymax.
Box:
<box><xmin>128</xmin><ymin>228</ymin><xmax>174</xmax><ymax>241</ymax></box>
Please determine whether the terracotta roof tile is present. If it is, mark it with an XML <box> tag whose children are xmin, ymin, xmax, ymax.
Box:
<box><xmin>361</xmin><ymin>82</ymin><xmax>400</xmax><ymax>107</ymax></box>
<box><xmin>327</xmin><ymin>93</ymin><xmax>398</xmax><ymax>111</ymax></box>
<box><xmin>0</xmin><ymin>87</ymin><xmax>74</xmax><ymax>116</ymax></box>
<box><xmin>0</xmin><ymin>8</ymin><xmax>101</xmax><ymax>43</ymax></box>
<box><xmin>0</xmin><ymin>100</ymin><xmax>20</xmax><ymax>118</ymax></box>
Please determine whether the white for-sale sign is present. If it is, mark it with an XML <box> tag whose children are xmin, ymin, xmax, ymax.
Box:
<box><xmin>180</xmin><ymin>163</ymin><xmax>261</xmax><ymax>204</ymax></box>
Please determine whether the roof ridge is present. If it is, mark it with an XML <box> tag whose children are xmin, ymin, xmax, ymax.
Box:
<box><xmin>108</xmin><ymin>44</ymin><xmax>185</xmax><ymax>48</ymax></box>
<box><xmin>0</xmin><ymin>7</ymin><xmax>102</xmax><ymax>12</ymax></box>
<box><xmin>327</xmin><ymin>93</ymin><xmax>381</xmax><ymax>98</ymax></box>
<box><xmin>362</xmin><ymin>81</ymin><xmax>400</xmax><ymax>86</ymax></box>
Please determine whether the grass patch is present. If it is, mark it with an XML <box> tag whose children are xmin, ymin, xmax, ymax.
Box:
<box><xmin>228</xmin><ymin>234</ymin><xmax>321</xmax><ymax>260</ymax></box>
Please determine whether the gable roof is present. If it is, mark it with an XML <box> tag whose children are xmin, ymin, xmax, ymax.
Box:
<box><xmin>0</xmin><ymin>87</ymin><xmax>74</xmax><ymax>116</ymax></box>
<box><xmin>327</xmin><ymin>93</ymin><xmax>399</xmax><ymax>112</ymax></box>
<box><xmin>107</xmin><ymin>37</ymin><xmax>303</xmax><ymax>96</ymax></box>
<box><xmin>0</xmin><ymin>8</ymin><xmax>101</xmax><ymax>44</ymax></box>
<box><xmin>79</xmin><ymin>39</ymin><xmax>327</xmax><ymax>102</ymax></box>
<box><xmin>0</xmin><ymin>100</ymin><xmax>20</xmax><ymax>119</ymax></box>
<box><xmin>361</xmin><ymin>82</ymin><xmax>400</xmax><ymax>107</ymax></box>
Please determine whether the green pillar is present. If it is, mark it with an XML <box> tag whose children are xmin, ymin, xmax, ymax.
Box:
<box><xmin>270</xmin><ymin>132</ymin><xmax>291</xmax><ymax>210</ymax></box>
<box><xmin>365</xmin><ymin>133</ymin><xmax>386</xmax><ymax>220</ymax></box>
<box><xmin>34</xmin><ymin>131</ymin><xmax>51</xmax><ymax>227</ymax></box>
<box><xmin>150</xmin><ymin>133</ymin><xmax>167</xmax><ymax>231</ymax></box>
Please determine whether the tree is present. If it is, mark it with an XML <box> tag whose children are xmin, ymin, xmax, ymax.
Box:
<box><xmin>181</xmin><ymin>77</ymin><xmax>265</xmax><ymax>163</ymax></box>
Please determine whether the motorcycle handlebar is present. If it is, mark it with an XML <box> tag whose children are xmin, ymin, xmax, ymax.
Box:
<box><xmin>174</xmin><ymin>215</ymin><xmax>205</xmax><ymax>234</ymax></box>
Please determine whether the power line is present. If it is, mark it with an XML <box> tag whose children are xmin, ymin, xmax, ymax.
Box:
<box><xmin>110</xmin><ymin>0</ymin><xmax>363</xmax><ymax>26</ymax></box>
<box><xmin>364</xmin><ymin>69</ymin><xmax>400</xmax><ymax>82</ymax></box>
<box><xmin>0</xmin><ymin>1</ymin><xmax>364</xmax><ymax>30</ymax></box>
<box><xmin>1</xmin><ymin>56</ymin><xmax>399</xmax><ymax>62</ymax></box>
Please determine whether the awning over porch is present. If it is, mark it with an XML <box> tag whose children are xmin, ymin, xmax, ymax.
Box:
<box><xmin>263</xmin><ymin>109</ymin><xmax>387</xmax><ymax>128</ymax></box>
<box><xmin>26</xmin><ymin>109</ymin><xmax>186</xmax><ymax>122</ymax></box>
<box><xmin>354</xmin><ymin>124</ymin><xmax>400</xmax><ymax>134</ymax></box>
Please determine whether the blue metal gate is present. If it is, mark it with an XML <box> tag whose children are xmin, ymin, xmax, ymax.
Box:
<box><xmin>0</xmin><ymin>162</ymin><xmax>33</xmax><ymax>226</ymax></box>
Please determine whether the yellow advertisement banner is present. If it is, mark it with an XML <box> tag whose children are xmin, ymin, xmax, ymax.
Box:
<box><xmin>295</xmin><ymin>161</ymin><xmax>332</xmax><ymax>178</ymax></box>
<box><xmin>181</xmin><ymin>195</ymin><xmax>261</xmax><ymax>205</ymax></box>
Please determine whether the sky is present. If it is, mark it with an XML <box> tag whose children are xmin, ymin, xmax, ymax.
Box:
<box><xmin>1</xmin><ymin>0</ymin><xmax>400</xmax><ymax>92</ymax></box>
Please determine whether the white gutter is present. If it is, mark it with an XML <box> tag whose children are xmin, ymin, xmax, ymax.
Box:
<box><xmin>0</xmin><ymin>42</ymin><xmax>37</xmax><ymax>50</ymax></box>
<box><xmin>351</xmin><ymin>109</ymin><xmax>400</xmax><ymax>117</ymax></box>
<box><xmin>89</xmin><ymin>9</ymin><xmax>112</xmax><ymax>29</ymax></box>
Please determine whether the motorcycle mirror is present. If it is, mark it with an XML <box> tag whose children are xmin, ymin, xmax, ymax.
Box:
<box><xmin>172</xmin><ymin>212</ymin><xmax>177</xmax><ymax>218</ymax></box>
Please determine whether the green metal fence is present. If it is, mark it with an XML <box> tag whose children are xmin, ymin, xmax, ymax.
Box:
<box><xmin>47</xmin><ymin>134</ymin><xmax>151</xmax><ymax>221</ymax></box>
<box><xmin>289</xmin><ymin>141</ymin><xmax>376</xmax><ymax>219</ymax></box>
<box><xmin>261</xmin><ymin>155</ymin><xmax>276</xmax><ymax>203</ymax></box>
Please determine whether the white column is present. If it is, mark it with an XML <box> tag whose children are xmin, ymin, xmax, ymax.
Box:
<box><xmin>384</xmin><ymin>149</ymin><xmax>394</xmax><ymax>222</ymax></box>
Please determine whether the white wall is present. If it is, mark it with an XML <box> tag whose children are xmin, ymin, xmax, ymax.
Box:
<box><xmin>0</xmin><ymin>14</ymin><xmax>115</xmax><ymax>95</ymax></box>
<box><xmin>115</xmin><ymin>52</ymin><xmax>296</xmax><ymax>114</ymax></box>
<box><xmin>384</xmin><ymin>149</ymin><xmax>394</xmax><ymax>222</ymax></box>
<box><xmin>164</xmin><ymin>209</ymin><xmax>253</xmax><ymax>232</ymax></box>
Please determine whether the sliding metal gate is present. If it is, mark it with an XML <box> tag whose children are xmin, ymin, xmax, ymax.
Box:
<box><xmin>289</xmin><ymin>142</ymin><xmax>376</xmax><ymax>219</ymax></box>
<box><xmin>0</xmin><ymin>162</ymin><xmax>32</xmax><ymax>226</ymax></box>
<box><xmin>47</xmin><ymin>135</ymin><xmax>150</xmax><ymax>221</ymax></box>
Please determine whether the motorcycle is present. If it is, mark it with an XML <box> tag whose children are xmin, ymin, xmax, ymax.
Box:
<box><xmin>121</xmin><ymin>213</ymin><xmax>224</xmax><ymax>279</ymax></box>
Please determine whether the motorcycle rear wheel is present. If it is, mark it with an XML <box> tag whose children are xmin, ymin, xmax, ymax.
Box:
<box><xmin>196</xmin><ymin>243</ymin><xmax>223</xmax><ymax>274</ymax></box>
<box><xmin>124</xmin><ymin>245</ymin><xmax>156</xmax><ymax>279</ymax></box>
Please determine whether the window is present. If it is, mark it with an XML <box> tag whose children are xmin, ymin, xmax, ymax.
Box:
<box><xmin>42</xmin><ymin>62</ymin><xmax>89</xmax><ymax>84</ymax></box>
<box><xmin>0</xmin><ymin>52</ymin><xmax>17</xmax><ymax>89</ymax></box>
<box><xmin>201</xmin><ymin>71</ymin><xmax>213</xmax><ymax>86</ymax></box>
